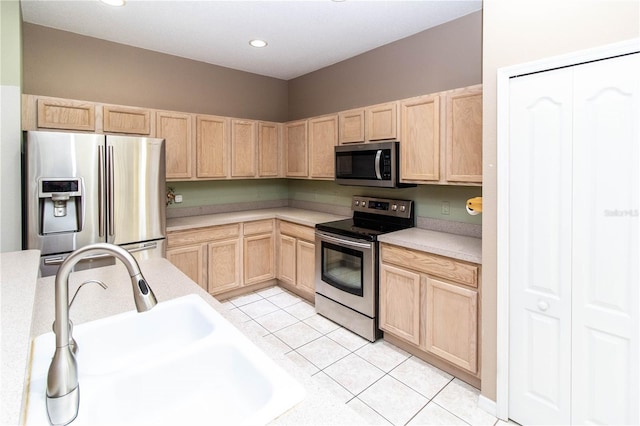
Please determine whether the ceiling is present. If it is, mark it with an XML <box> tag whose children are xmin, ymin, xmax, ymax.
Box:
<box><xmin>20</xmin><ymin>0</ymin><xmax>482</xmax><ymax>80</ymax></box>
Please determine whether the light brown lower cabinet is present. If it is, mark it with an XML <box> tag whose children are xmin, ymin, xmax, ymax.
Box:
<box><xmin>166</xmin><ymin>244</ymin><xmax>206</xmax><ymax>291</ymax></box>
<box><xmin>166</xmin><ymin>223</ymin><xmax>240</xmax><ymax>295</ymax></box>
<box><xmin>167</xmin><ymin>220</ymin><xmax>276</xmax><ymax>298</ymax></box>
<box><xmin>276</xmin><ymin>220</ymin><xmax>316</xmax><ymax>301</ymax></box>
<box><xmin>243</xmin><ymin>220</ymin><xmax>275</xmax><ymax>285</ymax></box>
<box><xmin>379</xmin><ymin>243</ymin><xmax>480</xmax><ymax>381</ymax></box>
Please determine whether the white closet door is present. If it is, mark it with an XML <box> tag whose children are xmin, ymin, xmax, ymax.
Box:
<box><xmin>508</xmin><ymin>67</ymin><xmax>574</xmax><ymax>425</ymax></box>
<box><xmin>571</xmin><ymin>53</ymin><xmax>640</xmax><ymax>425</ymax></box>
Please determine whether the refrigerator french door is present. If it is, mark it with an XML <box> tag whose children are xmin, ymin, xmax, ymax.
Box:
<box><xmin>23</xmin><ymin>131</ymin><xmax>166</xmax><ymax>276</ymax></box>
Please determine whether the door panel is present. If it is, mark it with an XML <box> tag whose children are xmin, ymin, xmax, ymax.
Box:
<box><xmin>508</xmin><ymin>66</ymin><xmax>573</xmax><ymax>425</ymax></box>
<box><xmin>107</xmin><ymin>136</ymin><xmax>166</xmax><ymax>245</ymax></box>
<box><xmin>571</xmin><ymin>53</ymin><xmax>639</xmax><ymax>425</ymax></box>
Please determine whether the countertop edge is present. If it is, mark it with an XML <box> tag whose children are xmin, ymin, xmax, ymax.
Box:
<box><xmin>1</xmin><ymin>250</ymin><xmax>41</xmax><ymax>426</ymax></box>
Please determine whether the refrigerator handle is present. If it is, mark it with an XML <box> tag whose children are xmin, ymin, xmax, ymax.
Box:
<box><xmin>98</xmin><ymin>146</ymin><xmax>105</xmax><ymax>238</ymax></box>
<box><xmin>108</xmin><ymin>145</ymin><xmax>115</xmax><ymax>237</ymax></box>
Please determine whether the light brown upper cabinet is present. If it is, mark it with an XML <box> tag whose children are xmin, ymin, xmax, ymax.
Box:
<box><xmin>284</xmin><ymin>120</ymin><xmax>308</xmax><ymax>177</ymax></box>
<box><xmin>102</xmin><ymin>105</ymin><xmax>151</xmax><ymax>135</ymax></box>
<box><xmin>399</xmin><ymin>84</ymin><xmax>482</xmax><ymax>186</ymax></box>
<box><xmin>231</xmin><ymin>119</ymin><xmax>257</xmax><ymax>178</ymax></box>
<box><xmin>366</xmin><ymin>101</ymin><xmax>399</xmax><ymax>141</ymax></box>
<box><xmin>444</xmin><ymin>85</ymin><xmax>483</xmax><ymax>183</ymax></box>
<box><xmin>35</xmin><ymin>98</ymin><xmax>96</xmax><ymax>132</ymax></box>
<box><xmin>258</xmin><ymin>122</ymin><xmax>281</xmax><ymax>177</ymax></box>
<box><xmin>308</xmin><ymin>115</ymin><xmax>338</xmax><ymax>179</ymax></box>
<box><xmin>157</xmin><ymin>111</ymin><xmax>194</xmax><ymax>180</ymax></box>
<box><xmin>196</xmin><ymin>115</ymin><xmax>228</xmax><ymax>179</ymax></box>
<box><xmin>338</xmin><ymin>109</ymin><xmax>365</xmax><ymax>144</ymax></box>
<box><xmin>400</xmin><ymin>94</ymin><xmax>441</xmax><ymax>182</ymax></box>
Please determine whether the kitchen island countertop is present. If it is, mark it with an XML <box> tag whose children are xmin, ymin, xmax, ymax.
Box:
<box><xmin>13</xmin><ymin>256</ymin><xmax>365</xmax><ymax>425</ymax></box>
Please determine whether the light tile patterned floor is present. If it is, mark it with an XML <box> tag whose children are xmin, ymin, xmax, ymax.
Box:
<box><xmin>221</xmin><ymin>286</ymin><xmax>499</xmax><ymax>426</ymax></box>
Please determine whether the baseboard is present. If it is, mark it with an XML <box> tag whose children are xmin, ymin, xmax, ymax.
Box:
<box><xmin>478</xmin><ymin>395</ymin><xmax>497</xmax><ymax>417</ymax></box>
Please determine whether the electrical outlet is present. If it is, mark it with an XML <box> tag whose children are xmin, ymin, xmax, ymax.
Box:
<box><xmin>174</xmin><ymin>194</ymin><xmax>183</xmax><ymax>203</ymax></box>
<box><xmin>441</xmin><ymin>201</ymin><xmax>450</xmax><ymax>215</ymax></box>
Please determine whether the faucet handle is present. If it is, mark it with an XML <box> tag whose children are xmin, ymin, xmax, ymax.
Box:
<box><xmin>51</xmin><ymin>280</ymin><xmax>108</xmax><ymax>356</ymax></box>
<box><xmin>69</xmin><ymin>279</ymin><xmax>107</xmax><ymax>309</ymax></box>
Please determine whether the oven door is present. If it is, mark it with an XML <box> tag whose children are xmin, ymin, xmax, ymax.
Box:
<box><xmin>315</xmin><ymin>231</ymin><xmax>376</xmax><ymax>317</ymax></box>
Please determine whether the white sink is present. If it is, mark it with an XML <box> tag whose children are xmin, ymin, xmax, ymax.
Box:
<box><xmin>25</xmin><ymin>294</ymin><xmax>305</xmax><ymax>425</ymax></box>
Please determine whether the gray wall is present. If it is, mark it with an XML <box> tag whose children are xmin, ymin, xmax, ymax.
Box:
<box><xmin>22</xmin><ymin>23</ymin><xmax>289</xmax><ymax>122</ymax></box>
<box><xmin>287</xmin><ymin>11</ymin><xmax>482</xmax><ymax>120</ymax></box>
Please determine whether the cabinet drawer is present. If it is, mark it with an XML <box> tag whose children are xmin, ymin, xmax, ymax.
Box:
<box><xmin>168</xmin><ymin>224</ymin><xmax>240</xmax><ymax>247</ymax></box>
<box><xmin>278</xmin><ymin>220</ymin><xmax>315</xmax><ymax>242</ymax></box>
<box><xmin>380</xmin><ymin>243</ymin><xmax>478</xmax><ymax>288</ymax></box>
<box><xmin>244</xmin><ymin>219</ymin><xmax>274</xmax><ymax>236</ymax></box>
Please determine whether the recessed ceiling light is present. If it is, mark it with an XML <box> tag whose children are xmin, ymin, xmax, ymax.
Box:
<box><xmin>249</xmin><ymin>39</ymin><xmax>268</xmax><ymax>48</ymax></box>
<box><xmin>99</xmin><ymin>0</ymin><xmax>126</xmax><ymax>6</ymax></box>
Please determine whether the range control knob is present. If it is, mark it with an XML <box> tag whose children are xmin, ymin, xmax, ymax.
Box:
<box><xmin>391</xmin><ymin>204</ymin><xmax>398</xmax><ymax>211</ymax></box>
<box><xmin>400</xmin><ymin>205</ymin><xmax>406</xmax><ymax>212</ymax></box>
<box><xmin>354</xmin><ymin>200</ymin><xmax>360</xmax><ymax>207</ymax></box>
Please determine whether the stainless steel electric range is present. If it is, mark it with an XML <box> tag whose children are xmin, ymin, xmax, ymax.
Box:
<box><xmin>314</xmin><ymin>196</ymin><xmax>415</xmax><ymax>341</ymax></box>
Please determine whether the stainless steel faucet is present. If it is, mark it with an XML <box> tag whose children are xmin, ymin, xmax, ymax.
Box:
<box><xmin>45</xmin><ymin>243</ymin><xmax>157</xmax><ymax>426</ymax></box>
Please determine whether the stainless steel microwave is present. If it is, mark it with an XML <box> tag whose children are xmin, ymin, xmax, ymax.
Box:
<box><xmin>335</xmin><ymin>141</ymin><xmax>414</xmax><ymax>188</ymax></box>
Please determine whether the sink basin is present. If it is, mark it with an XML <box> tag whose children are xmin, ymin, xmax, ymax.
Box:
<box><xmin>25</xmin><ymin>294</ymin><xmax>305</xmax><ymax>425</ymax></box>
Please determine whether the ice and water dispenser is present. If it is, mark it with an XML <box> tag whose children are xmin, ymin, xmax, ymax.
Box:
<box><xmin>38</xmin><ymin>178</ymin><xmax>83</xmax><ymax>235</ymax></box>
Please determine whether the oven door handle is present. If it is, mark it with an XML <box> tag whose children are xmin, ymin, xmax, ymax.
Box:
<box><xmin>374</xmin><ymin>149</ymin><xmax>383</xmax><ymax>180</ymax></box>
<box><xmin>316</xmin><ymin>232</ymin><xmax>374</xmax><ymax>249</ymax></box>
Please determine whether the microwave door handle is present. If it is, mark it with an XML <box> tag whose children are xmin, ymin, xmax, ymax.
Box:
<box><xmin>374</xmin><ymin>150</ymin><xmax>383</xmax><ymax>180</ymax></box>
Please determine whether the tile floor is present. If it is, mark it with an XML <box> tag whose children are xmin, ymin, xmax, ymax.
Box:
<box><xmin>221</xmin><ymin>286</ymin><xmax>501</xmax><ymax>426</ymax></box>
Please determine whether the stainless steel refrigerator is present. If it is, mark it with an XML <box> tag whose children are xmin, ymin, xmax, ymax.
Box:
<box><xmin>23</xmin><ymin>130</ymin><xmax>166</xmax><ymax>276</ymax></box>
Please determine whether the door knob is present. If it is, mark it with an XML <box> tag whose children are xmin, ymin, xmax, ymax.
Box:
<box><xmin>537</xmin><ymin>300</ymin><xmax>549</xmax><ymax>311</ymax></box>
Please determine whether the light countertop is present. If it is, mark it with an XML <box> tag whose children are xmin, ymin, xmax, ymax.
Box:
<box><xmin>378</xmin><ymin>228</ymin><xmax>482</xmax><ymax>264</ymax></box>
<box><xmin>166</xmin><ymin>207</ymin><xmax>348</xmax><ymax>232</ymax></box>
<box><xmin>1</xmin><ymin>250</ymin><xmax>41</xmax><ymax>426</ymax></box>
<box><xmin>168</xmin><ymin>207</ymin><xmax>481</xmax><ymax>264</ymax></box>
<box><xmin>14</xmin><ymin>256</ymin><xmax>365</xmax><ymax>425</ymax></box>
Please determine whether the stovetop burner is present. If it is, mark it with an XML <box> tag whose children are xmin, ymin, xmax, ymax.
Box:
<box><xmin>316</xmin><ymin>196</ymin><xmax>414</xmax><ymax>241</ymax></box>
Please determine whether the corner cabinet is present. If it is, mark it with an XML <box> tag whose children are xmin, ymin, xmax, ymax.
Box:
<box><xmin>258</xmin><ymin>122</ymin><xmax>281</xmax><ymax>177</ymax></box>
<box><xmin>284</xmin><ymin>120</ymin><xmax>308</xmax><ymax>177</ymax></box>
<box><xmin>379</xmin><ymin>243</ymin><xmax>481</xmax><ymax>386</ymax></box>
<box><xmin>276</xmin><ymin>220</ymin><xmax>316</xmax><ymax>301</ymax></box>
<box><xmin>243</xmin><ymin>219</ymin><xmax>275</xmax><ymax>285</ymax></box>
<box><xmin>231</xmin><ymin>119</ymin><xmax>258</xmax><ymax>178</ymax></box>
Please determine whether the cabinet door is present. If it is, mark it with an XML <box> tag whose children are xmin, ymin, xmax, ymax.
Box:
<box><xmin>445</xmin><ymin>85</ymin><xmax>482</xmax><ymax>183</ymax></box>
<box><xmin>157</xmin><ymin>111</ymin><xmax>193</xmax><ymax>180</ymax></box>
<box><xmin>367</xmin><ymin>101</ymin><xmax>398</xmax><ymax>141</ymax></box>
<box><xmin>196</xmin><ymin>115</ymin><xmax>228</xmax><ymax>178</ymax></box>
<box><xmin>379</xmin><ymin>263</ymin><xmax>421</xmax><ymax>346</ymax></box>
<box><xmin>400</xmin><ymin>94</ymin><xmax>440</xmax><ymax>182</ymax></box>
<box><xmin>37</xmin><ymin>98</ymin><xmax>95</xmax><ymax>131</ymax></box>
<box><xmin>338</xmin><ymin>109</ymin><xmax>365</xmax><ymax>144</ymax></box>
<box><xmin>308</xmin><ymin>115</ymin><xmax>338</xmax><ymax>179</ymax></box>
<box><xmin>259</xmin><ymin>122</ymin><xmax>280</xmax><ymax>177</ymax></box>
<box><xmin>207</xmin><ymin>238</ymin><xmax>241</xmax><ymax>295</ymax></box>
<box><xmin>296</xmin><ymin>239</ymin><xmax>315</xmax><ymax>298</ymax></box>
<box><xmin>244</xmin><ymin>233</ymin><xmax>275</xmax><ymax>285</ymax></box>
<box><xmin>103</xmin><ymin>105</ymin><xmax>151</xmax><ymax>135</ymax></box>
<box><xmin>277</xmin><ymin>233</ymin><xmax>296</xmax><ymax>286</ymax></box>
<box><xmin>424</xmin><ymin>276</ymin><xmax>478</xmax><ymax>373</ymax></box>
<box><xmin>231</xmin><ymin>119</ymin><xmax>257</xmax><ymax>177</ymax></box>
<box><xmin>166</xmin><ymin>245</ymin><xmax>206</xmax><ymax>291</ymax></box>
<box><xmin>284</xmin><ymin>121</ymin><xmax>308</xmax><ymax>177</ymax></box>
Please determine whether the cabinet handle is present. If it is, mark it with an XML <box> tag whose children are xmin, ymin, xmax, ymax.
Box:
<box><xmin>537</xmin><ymin>300</ymin><xmax>549</xmax><ymax>312</ymax></box>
